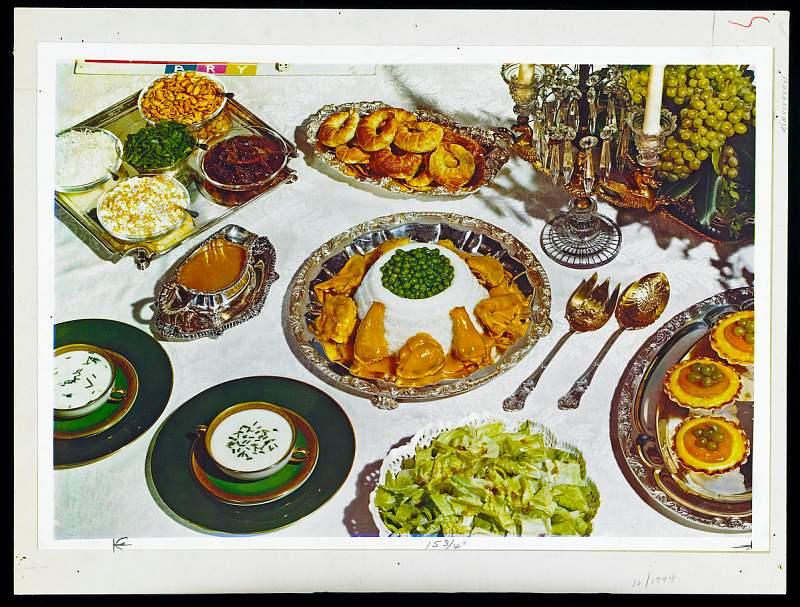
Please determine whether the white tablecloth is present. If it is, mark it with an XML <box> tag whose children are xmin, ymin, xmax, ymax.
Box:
<box><xmin>54</xmin><ymin>63</ymin><xmax>754</xmax><ymax>539</ymax></box>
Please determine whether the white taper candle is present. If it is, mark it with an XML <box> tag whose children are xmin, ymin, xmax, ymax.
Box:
<box><xmin>517</xmin><ymin>64</ymin><xmax>535</xmax><ymax>85</ymax></box>
<box><xmin>643</xmin><ymin>65</ymin><xmax>665</xmax><ymax>135</ymax></box>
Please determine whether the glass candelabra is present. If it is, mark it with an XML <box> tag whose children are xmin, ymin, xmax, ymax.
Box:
<box><xmin>502</xmin><ymin>64</ymin><xmax>633</xmax><ymax>269</ymax></box>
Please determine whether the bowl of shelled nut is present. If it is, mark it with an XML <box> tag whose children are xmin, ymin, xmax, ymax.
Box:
<box><xmin>138</xmin><ymin>71</ymin><xmax>228</xmax><ymax>131</ymax></box>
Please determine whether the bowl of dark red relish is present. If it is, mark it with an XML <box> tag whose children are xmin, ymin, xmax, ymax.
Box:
<box><xmin>197</xmin><ymin>125</ymin><xmax>290</xmax><ymax>206</ymax></box>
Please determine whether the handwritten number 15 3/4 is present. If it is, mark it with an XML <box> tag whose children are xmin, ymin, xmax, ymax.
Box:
<box><xmin>425</xmin><ymin>539</ymin><xmax>467</xmax><ymax>550</ymax></box>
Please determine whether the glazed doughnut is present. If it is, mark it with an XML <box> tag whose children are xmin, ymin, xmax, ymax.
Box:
<box><xmin>442</xmin><ymin>128</ymin><xmax>484</xmax><ymax>156</ymax></box>
<box><xmin>356</xmin><ymin>109</ymin><xmax>399</xmax><ymax>152</ymax></box>
<box><xmin>429</xmin><ymin>143</ymin><xmax>476</xmax><ymax>189</ymax></box>
<box><xmin>368</xmin><ymin>147</ymin><xmax>423</xmax><ymax>180</ymax></box>
<box><xmin>317</xmin><ymin>109</ymin><xmax>360</xmax><ymax>148</ymax></box>
<box><xmin>404</xmin><ymin>158</ymin><xmax>434</xmax><ymax>187</ymax></box>
<box><xmin>441</xmin><ymin>129</ymin><xmax>485</xmax><ymax>185</ymax></box>
<box><xmin>387</xmin><ymin>107</ymin><xmax>417</xmax><ymax>123</ymax></box>
<box><xmin>394</xmin><ymin>121</ymin><xmax>444</xmax><ymax>153</ymax></box>
<box><xmin>334</xmin><ymin>144</ymin><xmax>371</xmax><ymax>165</ymax></box>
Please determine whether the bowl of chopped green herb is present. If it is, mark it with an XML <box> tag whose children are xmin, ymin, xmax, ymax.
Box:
<box><xmin>53</xmin><ymin>343</ymin><xmax>128</xmax><ymax>419</ymax></box>
<box><xmin>196</xmin><ymin>401</ymin><xmax>310</xmax><ymax>481</ymax></box>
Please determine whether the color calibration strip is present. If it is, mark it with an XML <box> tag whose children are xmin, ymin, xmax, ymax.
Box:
<box><xmin>74</xmin><ymin>60</ymin><xmax>375</xmax><ymax>76</ymax></box>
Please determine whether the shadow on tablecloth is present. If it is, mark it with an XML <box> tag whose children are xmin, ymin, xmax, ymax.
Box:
<box><xmin>343</xmin><ymin>434</ymin><xmax>414</xmax><ymax>537</ymax></box>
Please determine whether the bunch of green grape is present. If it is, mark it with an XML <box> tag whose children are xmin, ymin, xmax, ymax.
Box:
<box><xmin>623</xmin><ymin>65</ymin><xmax>756</xmax><ymax>182</ymax></box>
<box><xmin>718</xmin><ymin>145</ymin><xmax>740</xmax><ymax>180</ymax></box>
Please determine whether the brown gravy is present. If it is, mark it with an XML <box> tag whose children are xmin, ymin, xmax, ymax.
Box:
<box><xmin>177</xmin><ymin>239</ymin><xmax>247</xmax><ymax>292</ymax></box>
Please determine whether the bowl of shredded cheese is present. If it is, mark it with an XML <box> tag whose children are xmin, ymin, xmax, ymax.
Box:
<box><xmin>55</xmin><ymin>127</ymin><xmax>123</xmax><ymax>193</ymax></box>
<box><xmin>96</xmin><ymin>175</ymin><xmax>191</xmax><ymax>242</ymax></box>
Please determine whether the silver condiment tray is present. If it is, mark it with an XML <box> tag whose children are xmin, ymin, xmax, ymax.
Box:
<box><xmin>55</xmin><ymin>92</ymin><xmax>298</xmax><ymax>269</ymax></box>
<box><xmin>153</xmin><ymin>224</ymin><xmax>278</xmax><ymax>340</ymax></box>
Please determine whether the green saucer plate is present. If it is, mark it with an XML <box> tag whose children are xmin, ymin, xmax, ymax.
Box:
<box><xmin>146</xmin><ymin>376</ymin><xmax>356</xmax><ymax>535</ymax></box>
<box><xmin>190</xmin><ymin>407</ymin><xmax>320</xmax><ymax>506</ymax></box>
<box><xmin>54</xmin><ymin>349</ymin><xmax>139</xmax><ymax>440</ymax></box>
<box><xmin>54</xmin><ymin>319</ymin><xmax>173</xmax><ymax>469</ymax></box>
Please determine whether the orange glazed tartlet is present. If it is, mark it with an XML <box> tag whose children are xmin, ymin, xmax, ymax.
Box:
<box><xmin>664</xmin><ymin>357</ymin><xmax>742</xmax><ymax>411</ymax></box>
<box><xmin>710</xmin><ymin>311</ymin><xmax>754</xmax><ymax>365</ymax></box>
<box><xmin>671</xmin><ymin>416</ymin><xmax>750</xmax><ymax>475</ymax></box>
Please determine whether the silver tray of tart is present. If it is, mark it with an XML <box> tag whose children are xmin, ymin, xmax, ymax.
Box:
<box><xmin>153</xmin><ymin>224</ymin><xmax>279</xmax><ymax>340</ymax></box>
<box><xmin>611</xmin><ymin>287</ymin><xmax>754</xmax><ymax>533</ymax></box>
<box><xmin>305</xmin><ymin>101</ymin><xmax>514</xmax><ymax>197</ymax></box>
<box><xmin>283</xmin><ymin>212</ymin><xmax>552</xmax><ymax>409</ymax></box>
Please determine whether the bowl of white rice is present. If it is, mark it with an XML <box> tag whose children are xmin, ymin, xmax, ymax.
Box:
<box><xmin>55</xmin><ymin>126</ymin><xmax>123</xmax><ymax>193</ymax></box>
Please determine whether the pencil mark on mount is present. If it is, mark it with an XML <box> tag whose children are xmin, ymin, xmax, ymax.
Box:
<box><xmin>732</xmin><ymin>541</ymin><xmax>752</xmax><ymax>550</ymax></box>
<box><xmin>112</xmin><ymin>537</ymin><xmax>132</xmax><ymax>552</ymax></box>
<box><xmin>632</xmin><ymin>572</ymin><xmax>677</xmax><ymax>590</ymax></box>
<box><xmin>728</xmin><ymin>16</ymin><xmax>770</xmax><ymax>28</ymax></box>
<box><xmin>426</xmin><ymin>538</ymin><xmax>467</xmax><ymax>550</ymax></box>
<box><xmin>778</xmin><ymin>72</ymin><xmax>789</xmax><ymax>134</ymax></box>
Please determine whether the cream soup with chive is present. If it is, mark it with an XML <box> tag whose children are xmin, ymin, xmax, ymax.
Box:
<box><xmin>209</xmin><ymin>409</ymin><xmax>294</xmax><ymax>473</ymax></box>
<box><xmin>54</xmin><ymin>349</ymin><xmax>114</xmax><ymax>411</ymax></box>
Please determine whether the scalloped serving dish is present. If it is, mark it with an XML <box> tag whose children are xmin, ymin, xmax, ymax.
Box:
<box><xmin>283</xmin><ymin>212</ymin><xmax>552</xmax><ymax>409</ymax></box>
<box><xmin>305</xmin><ymin>101</ymin><xmax>513</xmax><ymax>197</ymax></box>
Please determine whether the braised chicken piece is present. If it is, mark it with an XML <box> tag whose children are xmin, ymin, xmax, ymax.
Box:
<box><xmin>395</xmin><ymin>333</ymin><xmax>446</xmax><ymax>386</ymax></box>
<box><xmin>450</xmin><ymin>306</ymin><xmax>489</xmax><ymax>366</ymax></box>
<box><xmin>354</xmin><ymin>302</ymin><xmax>389</xmax><ymax>365</ymax></box>
<box><xmin>467</xmin><ymin>255</ymin><xmax>509</xmax><ymax>289</ymax></box>
<box><xmin>314</xmin><ymin>294</ymin><xmax>357</xmax><ymax>344</ymax></box>
<box><xmin>314</xmin><ymin>255</ymin><xmax>366</xmax><ymax>303</ymax></box>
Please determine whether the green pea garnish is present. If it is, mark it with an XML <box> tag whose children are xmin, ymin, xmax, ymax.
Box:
<box><xmin>380</xmin><ymin>247</ymin><xmax>454</xmax><ymax>299</ymax></box>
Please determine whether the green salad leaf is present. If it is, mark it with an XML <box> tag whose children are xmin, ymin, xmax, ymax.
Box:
<box><xmin>376</xmin><ymin>421</ymin><xmax>600</xmax><ymax>537</ymax></box>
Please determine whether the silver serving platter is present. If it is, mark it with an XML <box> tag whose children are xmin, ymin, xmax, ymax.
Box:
<box><xmin>611</xmin><ymin>287</ymin><xmax>754</xmax><ymax>533</ymax></box>
<box><xmin>153</xmin><ymin>224</ymin><xmax>279</xmax><ymax>340</ymax></box>
<box><xmin>304</xmin><ymin>101</ymin><xmax>514</xmax><ymax>197</ymax></box>
<box><xmin>283</xmin><ymin>212</ymin><xmax>552</xmax><ymax>410</ymax></box>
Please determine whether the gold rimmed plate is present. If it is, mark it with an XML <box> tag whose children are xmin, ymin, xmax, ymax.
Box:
<box><xmin>145</xmin><ymin>376</ymin><xmax>355</xmax><ymax>535</ymax></box>
<box><xmin>189</xmin><ymin>408</ymin><xmax>319</xmax><ymax>506</ymax></box>
<box><xmin>54</xmin><ymin>319</ymin><xmax>173</xmax><ymax>469</ymax></box>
